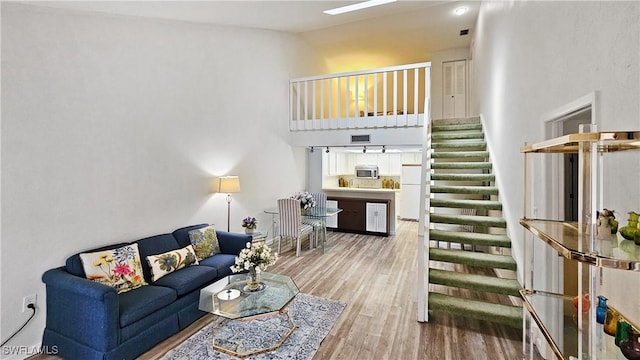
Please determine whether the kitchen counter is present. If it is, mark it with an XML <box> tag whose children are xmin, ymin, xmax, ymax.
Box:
<box><xmin>322</xmin><ymin>187</ymin><xmax>400</xmax><ymax>193</ymax></box>
<box><xmin>323</xmin><ymin>187</ymin><xmax>399</xmax><ymax>235</ymax></box>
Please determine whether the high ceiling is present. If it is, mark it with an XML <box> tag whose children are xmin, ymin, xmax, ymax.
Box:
<box><xmin>28</xmin><ymin>0</ymin><xmax>479</xmax><ymax>71</ymax></box>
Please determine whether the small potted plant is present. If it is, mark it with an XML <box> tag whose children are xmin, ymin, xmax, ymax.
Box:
<box><xmin>241</xmin><ymin>216</ymin><xmax>257</xmax><ymax>234</ymax></box>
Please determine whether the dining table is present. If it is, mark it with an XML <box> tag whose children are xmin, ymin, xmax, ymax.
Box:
<box><xmin>264</xmin><ymin>206</ymin><xmax>343</xmax><ymax>254</ymax></box>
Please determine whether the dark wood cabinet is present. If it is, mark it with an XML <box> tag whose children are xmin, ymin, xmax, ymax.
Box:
<box><xmin>334</xmin><ymin>197</ymin><xmax>366</xmax><ymax>233</ymax></box>
<box><xmin>329</xmin><ymin>196</ymin><xmax>389</xmax><ymax>236</ymax></box>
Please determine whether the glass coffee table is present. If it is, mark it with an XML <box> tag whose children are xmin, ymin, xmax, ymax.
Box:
<box><xmin>198</xmin><ymin>272</ymin><xmax>299</xmax><ymax>357</ymax></box>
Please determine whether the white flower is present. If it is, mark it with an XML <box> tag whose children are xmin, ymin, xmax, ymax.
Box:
<box><xmin>230</xmin><ymin>242</ymin><xmax>278</xmax><ymax>274</ymax></box>
<box><xmin>292</xmin><ymin>191</ymin><xmax>316</xmax><ymax>209</ymax></box>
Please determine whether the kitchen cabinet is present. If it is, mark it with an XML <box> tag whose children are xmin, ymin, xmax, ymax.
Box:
<box><xmin>324</xmin><ymin>152</ymin><xmax>420</xmax><ymax>177</ymax></box>
<box><xmin>520</xmin><ymin>128</ymin><xmax>640</xmax><ymax>360</ymax></box>
<box><xmin>366</xmin><ymin>202</ymin><xmax>388</xmax><ymax>234</ymax></box>
<box><xmin>323</xmin><ymin>151</ymin><xmax>350</xmax><ymax>175</ymax></box>
<box><xmin>376</xmin><ymin>153</ymin><xmax>404</xmax><ymax>175</ymax></box>
<box><xmin>334</xmin><ymin>198</ymin><xmax>366</xmax><ymax>233</ymax></box>
<box><xmin>328</xmin><ymin>197</ymin><xmax>390</xmax><ymax>236</ymax></box>
<box><xmin>401</xmin><ymin>152</ymin><xmax>421</xmax><ymax>165</ymax></box>
<box><xmin>355</xmin><ymin>153</ymin><xmax>377</xmax><ymax>166</ymax></box>
<box><xmin>388</xmin><ymin>153</ymin><xmax>403</xmax><ymax>174</ymax></box>
<box><xmin>326</xmin><ymin>200</ymin><xmax>338</xmax><ymax>228</ymax></box>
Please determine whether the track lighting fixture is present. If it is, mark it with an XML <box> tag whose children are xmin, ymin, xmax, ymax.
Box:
<box><xmin>326</xmin><ymin>147</ymin><xmax>330</xmax><ymax>153</ymax></box>
<box><xmin>310</xmin><ymin>146</ymin><xmax>314</xmax><ymax>152</ymax></box>
<box><xmin>363</xmin><ymin>146</ymin><xmax>367</xmax><ymax>153</ymax></box>
<box><xmin>382</xmin><ymin>145</ymin><xmax>386</xmax><ymax>153</ymax></box>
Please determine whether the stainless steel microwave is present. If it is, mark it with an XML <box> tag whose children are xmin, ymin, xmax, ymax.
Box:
<box><xmin>355</xmin><ymin>165</ymin><xmax>379</xmax><ymax>179</ymax></box>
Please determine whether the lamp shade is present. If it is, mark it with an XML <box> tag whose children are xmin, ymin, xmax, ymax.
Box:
<box><xmin>218</xmin><ymin>176</ymin><xmax>240</xmax><ymax>193</ymax></box>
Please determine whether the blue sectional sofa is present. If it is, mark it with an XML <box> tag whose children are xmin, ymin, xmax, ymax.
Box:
<box><xmin>41</xmin><ymin>224</ymin><xmax>250</xmax><ymax>360</ymax></box>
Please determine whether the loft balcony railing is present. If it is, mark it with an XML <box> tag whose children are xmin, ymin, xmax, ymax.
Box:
<box><xmin>289</xmin><ymin>62</ymin><xmax>431</xmax><ymax>131</ymax></box>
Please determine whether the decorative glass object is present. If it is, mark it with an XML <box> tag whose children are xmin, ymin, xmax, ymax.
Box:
<box><xmin>596</xmin><ymin>296</ymin><xmax>608</xmax><ymax>324</ymax></box>
<box><xmin>616</xmin><ymin>320</ymin><xmax>632</xmax><ymax>347</ymax></box>
<box><xmin>604</xmin><ymin>308</ymin><xmax>620</xmax><ymax>336</ymax></box>
<box><xmin>245</xmin><ymin>267</ymin><xmax>261</xmax><ymax>292</ymax></box>
<box><xmin>620</xmin><ymin>329</ymin><xmax>640</xmax><ymax>360</ymax></box>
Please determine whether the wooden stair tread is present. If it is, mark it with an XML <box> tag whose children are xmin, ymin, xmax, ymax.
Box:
<box><xmin>429</xmin><ymin>229</ymin><xmax>511</xmax><ymax>247</ymax></box>
<box><xmin>429</xmin><ymin>198</ymin><xmax>501</xmax><ymax>210</ymax></box>
<box><xmin>428</xmin><ymin>293</ymin><xmax>522</xmax><ymax>329</ymax></box>
<box><xmin>430</xmin><ymin>213</ymin><xmax>506</xmax><ymax>228</ymax></box>
<box><xmin>429</xmin><ymin>269</ymin><xmax>521</xmax><ymax>297</ymax></box>
<box><xmin>429</xmin><ymin>248</ymin><xmax>517</xmax><ymax>270</ymax></box>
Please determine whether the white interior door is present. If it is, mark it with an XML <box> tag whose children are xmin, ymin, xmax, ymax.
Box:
<box><xmin>442</xmin><ymin>60</ymin><xmax>467</xmax><ymax>119</ymax></box>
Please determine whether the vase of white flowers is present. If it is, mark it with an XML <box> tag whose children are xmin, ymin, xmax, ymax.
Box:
<box><xmin>242</xmin><ymin>216</ymin><xmax>257</xmax><ymax>234</ymax></box>
<box><xmin>230</xmin><ymin>242</ymin><xmax>278</xmax><ymax>292</ymax></box>
<box><xmin>291</xmin><ymin>191</ymin><xmax>316</xmax><ymax>210</ymax></box>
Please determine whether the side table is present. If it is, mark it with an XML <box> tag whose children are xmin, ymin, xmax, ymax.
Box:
<box><xmin>248</xmin><ymin>231</ymin><xmax>267</xmax><ymax>245</ymax></box>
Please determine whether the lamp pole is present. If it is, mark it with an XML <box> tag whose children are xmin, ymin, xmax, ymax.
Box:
<box><xmin>226</xmin><ymin>193</ymin><xmax>232</xmax><ymax>232</ymax></box>
<box><xmin>218</xmin><ymin>175</ymin><xmax>240</xmax><ymax>232</ymax></box>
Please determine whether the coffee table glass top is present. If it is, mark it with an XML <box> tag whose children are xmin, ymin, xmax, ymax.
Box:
<box><xmin>198</xmin><ymin>272</ymin><xmax>299</xmax><ymax>320</ymax></box>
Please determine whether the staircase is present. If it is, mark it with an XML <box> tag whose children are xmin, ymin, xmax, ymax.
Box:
<box><xmin>420</xmin><ymin>117</ymin><xmax>522</xmax><ymax>329</ymax></box>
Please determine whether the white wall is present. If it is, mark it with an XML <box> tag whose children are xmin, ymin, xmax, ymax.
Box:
<box><xmin>1</xmin><ymin>3</ymin><xmax>323</xmax><ymax>354</ymax></box>
<box><xmin>472</xmin><ymin>1</ymin><xmax>639</xmax><ymax>319</ymax></box>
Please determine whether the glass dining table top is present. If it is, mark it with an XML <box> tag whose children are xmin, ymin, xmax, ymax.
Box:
<box><xmin>264</xmin><ymin>207</ymin><xmax>342</xmax><ymax>216</ymax></box>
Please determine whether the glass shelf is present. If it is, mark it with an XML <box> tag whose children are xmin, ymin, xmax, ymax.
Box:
<box><xmin>521</xmin><ymin>131</ymin><xmax>640</xmax><ymax>154</ymax></box>
<box><xmin>521</xmin><ymin>289</ymin><xmax>633</xmax><ymax>360</ymax></box>
<box><xmin>520</xmin><ymin>219</ymin><xmax>640</xmax><ymax>271</ymax></box>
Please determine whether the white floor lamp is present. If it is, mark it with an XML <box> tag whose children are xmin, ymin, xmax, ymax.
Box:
<box><xmin>218</xmin><ymin>176</ymin><xmax>241</xmax><ymax>232</ymax></box>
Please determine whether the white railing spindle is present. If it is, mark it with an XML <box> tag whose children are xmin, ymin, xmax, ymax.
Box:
<box><xmin>289</xmin><ymin>62</ymin><xmax>430</xmax><ymax>131</ymax></box>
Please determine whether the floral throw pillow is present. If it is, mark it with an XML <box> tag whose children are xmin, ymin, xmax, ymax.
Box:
<box><xmin>146</xmin><ymin>245</ymin><xmax>199</xmax><ymax>282</ymax></box>
<box><xmin>188</xmin><ymin>225</ymin><xmax>221</xmax><ymax>261</ymax></box>
<box><xmin>79</xmin><ymin>244</ymin><xmax>148</xmax><ymax>294</ymax></box>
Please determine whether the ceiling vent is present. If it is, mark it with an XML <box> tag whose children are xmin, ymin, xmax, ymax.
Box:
<box><xmin>460</xmin><ymin>29</ymin><xmax>469</xmax><ymax>36</ymax></box>
<box><xmin>351</xmin><ymin>134</ymin><xmax>371</xmax><ymax>143</ymax></box>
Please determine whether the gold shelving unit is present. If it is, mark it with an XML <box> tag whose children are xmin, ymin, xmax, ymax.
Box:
<box><xmin>520</xmin><ymin>129</ymin><xmax>640</xmax><ymax>360</ymax></box>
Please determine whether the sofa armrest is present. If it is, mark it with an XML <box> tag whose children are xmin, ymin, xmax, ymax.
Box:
<box><xmin>42</xmin><ymin>267</ymin><xmax>120</xmax><ymax>351</ymax></box>
<box><xmin>217</xmin><ymin>231</ymin><xmax>251</xmax><ymax>255</ymax></box>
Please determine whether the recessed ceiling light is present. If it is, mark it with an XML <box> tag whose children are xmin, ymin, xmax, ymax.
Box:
<box><xmin>324</xmin><ymin>0</ymin><xmax>397</xmax><ymax>16</ymax></box>
<box><xmin>454</xmin><ymin>6</ymin><xmax>468</xmax><ymax>16</ymax></box>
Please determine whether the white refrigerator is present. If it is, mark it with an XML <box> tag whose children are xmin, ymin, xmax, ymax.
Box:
<box><xmin>400</xmin><ymin>165</ymin><xmax>422</xmax><ymax>220</ymax></box>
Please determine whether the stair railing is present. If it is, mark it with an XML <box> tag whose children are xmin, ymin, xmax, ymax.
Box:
<box><xmin>417</xmin><ymin>67</ymin><xmax>432</xmax><ymax>323</ymax></box>
<box><xmin>289</xmin><ymin>62</ymin><xmax>430</xmax><ymax>131</ymax></box>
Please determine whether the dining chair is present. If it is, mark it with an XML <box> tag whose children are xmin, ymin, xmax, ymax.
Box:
<box><xmin>277</xmin><ymin>198</ymin><xmax>315</xmax><ymax>257</ymax></box>
<box><xmin>302</xmin><ymin>192</ymin><xmax>327</xmax><ymax>247</ymax></box>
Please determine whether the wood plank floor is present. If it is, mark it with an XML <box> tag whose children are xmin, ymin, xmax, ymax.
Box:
<box><xmin>33</xmin><ymin>220</ymin><xmax>524</xmax><ymax>360</ymax></box>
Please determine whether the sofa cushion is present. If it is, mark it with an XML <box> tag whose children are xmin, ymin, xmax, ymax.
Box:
<box><xmin>199</xmin><ymin>254</ymin><xmax>237</xmax><ymax>279</ymax></box>
<box><xmin>119</xmin><ymin>285</ymin><xmax>177</xmax><ymax>327</ymax></box>
<box><xmin>172</xmin><ymin>224</ymin><xmax>208</xmax><ymax>248</ymax></box>
<box><xmin>151</xmin><ymin>265</ymin><xmax>218</xmax><ymax>296</ymax></box>
<box><xmin>135</xmin><ymin>234</ymin><xmax>181</xmax><ymax>282</ymax></box>
<box><xmin>79</xmin><ymin>244</ymin><xmax>148</xmax><ymax>294</ymax></box>
<box><xmin>187</xmin><ymin>225</ymin><xmax>221</xmax><ymax>260</ymax></box>
<box><xmin>66</xmin><ymin>242</ymin><xmax>131</xmax><ymax>277</ymax></box>
<box><xmin>146</xmin><ymin>245</ymin><xmax>199</xmax><ymax>282</ymax></box>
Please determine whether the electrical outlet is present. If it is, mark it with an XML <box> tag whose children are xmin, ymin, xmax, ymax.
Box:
<box><xmin>22</xmin><ymin>294</ymin><xmax>36</xmax><ymax>312</ymax></box>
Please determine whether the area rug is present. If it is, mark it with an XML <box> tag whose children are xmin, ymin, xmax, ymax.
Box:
<box><xmin>162</xmin><ymin>293</ymin><xmax>346</xmax><ymax>359</ymax></box>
